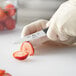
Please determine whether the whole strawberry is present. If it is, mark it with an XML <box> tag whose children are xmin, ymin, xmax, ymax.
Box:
<box><xmin>0</xmin><ymin>8</ymin><xmax>7</xmax><ymax>22</ymax></box>
<box><xmin>0</xmin><ymin>69</ymin><xmax>11</xmax><ymax>76</ymax></box>
<box><xmin>5</xmin><ymin>4</ymin><xmax>16</xmax><ymax>16</ymax></box>
<box><xmin>5</xmin><ymin>17</ymin><xmax>16</xmax><ymax>30</ymax></box>
<box><xmin>0</xmin><ymin>69</ymin><xmax>5</xmax><ymax>75</ymax></box>
<box><xmin>0</xmin><ymin>23</ymin><xmax>5</xmax><ymax>31</ymax></box>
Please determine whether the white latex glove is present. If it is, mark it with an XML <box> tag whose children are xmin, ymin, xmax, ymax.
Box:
<box><xmin>46</xmin><ymin>0</ymin><xmax>76</xmax><ymax>45</ymax></box>
<box><xmin>21</xmin><ymin>0</ymin><xmax>76</xmax><ymax>46</ymax></box>
<box><xmin>21</xmin><ymin>19</ymin><xmax>50</xmax><ymax>46</ymax></box>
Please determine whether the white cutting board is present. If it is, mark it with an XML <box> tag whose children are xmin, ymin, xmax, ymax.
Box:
<box><xmin>0</xmin><ymin>26</ymin><xmax>76</xmax><ymax>76</ymax></box>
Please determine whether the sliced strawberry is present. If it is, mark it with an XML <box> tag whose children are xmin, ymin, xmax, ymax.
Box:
<box><xmin>20</xmin><ymin>41</ymin><xmax>34</xmax><ymax>56</ymax></box>
<box><xmin>3</xmin><ymin>73</ymin><xmax>12</xmax><ymax>76</ymax></box>
<box><xmin>5</xmin><ymin>4</ymin><xmax>16</xmax><ymax>16</ymax></box>
<box><xmin>0</xmin><ymin>75</ymin><xmax>4</xmax><ymax>76</ymax></box>
<box><xmin>13</xmin><ymin>51</ymin><xmax>28</xmax><ymax>60</ymax></box>
<box><xmin>0</xmin><ymin>8</ymin><xmax>7</xmax><ymax>21</ymax></box>
<box><xmin>5</xmin><ymin>17</ymin><xmax>16</xmax><ymax>30</ymax></box>
<box><xmin>0</xmin><ymin>23</ymin><xmax>5</xmax><ymax>31</ymax></box>
<box><xmin>0</xmin><ymin>69</ymin><xmax>5</xmax><ymax>75</ymax></box>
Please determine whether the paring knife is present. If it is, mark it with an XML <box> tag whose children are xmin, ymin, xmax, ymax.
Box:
<box><xmin>14</xmin><ymin>28</ymin><xmax>48</xmax><ymax>44</ymax></box>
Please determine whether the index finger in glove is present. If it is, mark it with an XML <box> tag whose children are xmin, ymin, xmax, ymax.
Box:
<box><xmin>21</xmin><ymin>19</ymin><xmax>48</xmax><ymax>38</ymax></box>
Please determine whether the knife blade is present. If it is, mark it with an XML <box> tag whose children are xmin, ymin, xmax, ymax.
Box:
<box><xmin>14</xmin><ymin>28</ymin><xmax>48</xmax><ymax>44</ymax></box>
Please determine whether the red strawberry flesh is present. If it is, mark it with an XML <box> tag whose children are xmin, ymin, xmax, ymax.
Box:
<box><xmin>13</xmin><ymin>51</ymin><xmax>28</xmax><ymax>60</ymax></box>
<box><xmin>20</xmin><ymin>41</ymin><xmax>34</xmax><ymax>56</ymax></box>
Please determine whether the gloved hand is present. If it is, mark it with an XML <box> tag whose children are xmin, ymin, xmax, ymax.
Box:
<box><xmin>21</xmin><ymin>19</ymin><xmax>50</xmax><ymax>46</ymax></box>
<box><xmin>46</xmin><ymin>0</ymin><xmax>76</xmax><ymax>45</ymax></box>
<box><xmin>21</xmin><ymin>0</ymin><xmax>76</xmax><ymax>46</ymax></box>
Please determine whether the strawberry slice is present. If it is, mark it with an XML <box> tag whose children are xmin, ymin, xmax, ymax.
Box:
<box><xmin>3</xmin><ymin>73</ymin><xmax>12</xmax><ymax>76</ymax></box>
<box><xmin>0</xmin><ymin>8</ymin><xmax>7</xmax><ymax>21</ymax></box>
<box><xmin>0</xmin><ymin>69</ymin><xmax>5</xmax><ymax>75</ymax></box>
<box><xmin>5</xmin><ymin>4</ymin><xmax>16</xmax><ymax>16</ymax></box>
<box><xmin>20</xmin><ymin>41</ymin><xmax>34</xmax><ymax>56</ymax></box>
<box><xmin>0</xmin><ymin>23</ymin><xmax>5</xmax><ymax>31</ymax></box>
<box><xmin>5</xmin><ymin>17</ymin><xmax>16</xmax><ymax>30</ymax></box>
<box><xmin>13</xmin><ymin>51</ymin><xmax>28</xmax><ymax>60</ymax></box>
